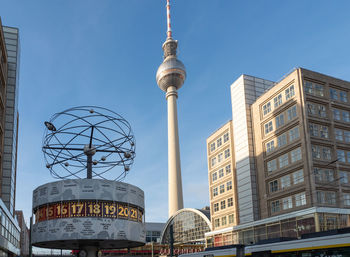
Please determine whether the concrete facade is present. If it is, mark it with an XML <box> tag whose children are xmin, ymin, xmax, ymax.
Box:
<box><xmin>15</xmin><ymin>210</ymin><xmax>29</xmax><ymax>257</ymax></box>
<box><xmin>252</xmin><ymin>68</ymin><xmax>350</xmax><ymax>219</ymax></box>
<box><xmin>207</xmin><ymin>121</ymin><xmax>238</xmax><ymax>230</ymax></box>
<box><xmin>205</xmin><ymin>68</ymin><xmax>350</xmax><ymax>247</ymax></box>
<box><xmin>230</xmin><ymin>75</ymin><xmax>275</xmax><ymax>224</ymax></box>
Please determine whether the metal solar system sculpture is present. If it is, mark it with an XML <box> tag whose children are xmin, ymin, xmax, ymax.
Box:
<box><xmin>42</xmin><ymin>106</ymin><xmax>136</xmax><ymax>180</ymax></box>
<box><xmin>32</xmin><ymin>106</ymin><xmax>145</xmax><ymax>255</ymax></box>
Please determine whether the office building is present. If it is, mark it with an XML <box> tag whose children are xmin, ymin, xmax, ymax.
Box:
<box><xmin>206</xmin><ymin>68</ymin><xmax>350</xmax><ymax>247</ymax></box>
<box><xmin>15</xmin><ymin>210</ymin><xmax>29</xmax><ymax>257</ymax></box>
<box><xmin>0</xmin><ymin>18</ymin><xmax>20</xmax><ymax>257</ymax></box>
<box><xmin>145</xmin><ymin>222</ymin><xmax>165</xmax><ymax>243</ymax></box>
<box><xmin>207</xmin><ymin>121</ymin><xmax>238</xmax><ymax>231</ymax></box>
<box><xmin>2</xmin><ymin>25</ymin><xmax>19</xmax><ymax>217</ymax></box>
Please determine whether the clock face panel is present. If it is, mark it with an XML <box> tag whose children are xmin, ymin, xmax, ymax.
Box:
<box><xmin>32</xmin><ymin>179</ymin><xmax>146</xmax><ymax>249</ymax></box>
<box><xmin>34</xmin><ymin>200</ymin><xmax>144</xmax><ymax>223</ymax></box>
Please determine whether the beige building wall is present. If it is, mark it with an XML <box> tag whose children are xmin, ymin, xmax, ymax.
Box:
<box><xmin>206</xmin><ymin>69</ymin><xmax>350</xmax><ymax>248</ymax></box>
<box><xmin>251</xmin><ymin>68</ymin><xmax>350</xmax><ymax>220</ymax></box>
<box><xmin>207</xmin><ymin>121</ymin><xmax>238</xmax><ymax>230</ymax></box>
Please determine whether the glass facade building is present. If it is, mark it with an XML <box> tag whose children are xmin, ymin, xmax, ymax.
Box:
<box><xmin>161</xmin><ymin>208</ymin><xmax>212</xmax><ymax>245</ymax></box>
<box><xmin>2</xmin><ymin>26</ymin><xmax>19</xmax><ymax>216</ymax></box>
<box><xmin>0</xmin><ymin>18</ymin><xmax>21</xmax><ymax>257</ymax></box>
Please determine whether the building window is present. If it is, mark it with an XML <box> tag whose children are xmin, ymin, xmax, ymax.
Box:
<box><xmin>263</xmin><ymin>102</ymin><xmax>271</xmax><ymax>115</ymax></box>
<box><xmin>317</xmin><ymin>191</ymin><xmax>336</xmax><ymax>205</ymax></box>
<box><xmin>281</xmin><ymin>175</ymin><xmax>291</xmax><ymax>189</ymax></box>
<box><xmin>226</xmin><ymin>181</ymin><xmax>232</xmax><ymax>191</ymax></box>
<box><xmin>227</xmin><ymin>197</ymin><xmax>233</xmax><ymax>207</ymax></box>
<box><xmin>276</xmin><ymin>113</ymin><xmax>284</xmax><ymax>129</ymax></box>
<box><xmin>222</xmin><ymin>216</ymin><xmax>227</xmax><ymax>226</ymax></box>
<box><xmin>344</xmin><ymin>193</ymin><xmax>350</xmax><ymax>206</ymax></box>
<box><xmin>339</xmin><ymin>171</ymin><xmax>349</xmax><ymax>184</ymax></box>
<box><xmin>333</xmin><ymin>109</ymin><xmax>341</xmax><ymax>121</ymax></box>
<box><xmin>322</xmin><ymin>148</ymin><xmax>331</xmax><ymax>160</ymax></box>
<box><xmin>342</xmin><ymin>110</ymin><xmax>350</xmax><ymax>122</ymax></box>
<box><xmin>320</xmin><ymin>126</ymin><xmax>329</xmax><ymax>139</ymax></box>
<box><xmin>271</xmin><ymin>200</ymin><xmax>280</xmax><ymax>213</ymax></box>
<box><xmin>267</xmin><ymin>159</ymin><xmax>277</xmax><ymax>172</ymax></box>
<box><xmin>289</xmin><ymin>126</ymin><xmax>300</xmax><ymax>141</ymax></box>
<box><xmin>274</xmin><ymin>94</ymin><xmax>282</xmax><ymax>108</ymax></box>
<box><xmin>269</xmin><ymin>180</ymin><xmax>278</xmax><ymax>193</ymax></box>
<box><xmin>305</xmin><ymin>81</ymin><xmax>313</xmax><ymax>94</ymax></box>
<box><xmin>304</xmin><ymin>81</ymin><xmax>324</xmax><ymax>97</ymax></box>
<box><xmin>309</xmin><ymin>123</ymin><xmax>319</xmax><ymax>137</ymax></box>
<box><xmin>225</xmin><ymin>164</ymin><xmax>231</xmax><ymax>174</ymax></box>
<box><xmin>213</xmin><ymin>187</ymin><xmax>218</xmax><ymax>197</ymax></box>
<box><xmin>330</xmin><ymin>88</ymin><xmax>338</xmax><ymax>100</ymax></box>
<box><xmin>228</xmin><ymin>214</ymin><xmax>234</xmax><ymax>224</ymax></box>
<box><xmin>221</xmin><ymin>200</ymin><xmax>226</xmax><ymax>210</ymax></box>
<box><xmin>345</xmin><ymin>131</ymin><xmax>350</xmax><ymax>142</ymax></box>
<box><xmin>211</xmin><ymin>157</ymin><xmax>217</xmax><ymax>167</ymax></box>
<box><xmin>210</xmin><ymin>142</ymin><xmax>216</xmax><ymax>152</ymax></box>
<box><xmin>277</xmin><ymin>134</ymin><xmax>287</xmax><ymax>148</ymax></box>
<box><xmin>220</xmin><ymin>184</ymin><xmax>225</xmax><ymax>194</ymax></box>
<box><xmin>283</xmin><ymin>196</ymin><xmax>293</xmax><ymax>210</ymax></box>
<box><xmin>265</xmin><ymin>121</ymin><xmax>273</xmax><ymax>134</ymax></box>
<box><xmin>335</xmin><ymin>129</ymin><xmax>343</xmax><ymax>141</ymax></box>
<box><xmin>218</xmin><ymin>169</ymin><xmax>224</xmax><ymax>178</ymax></box>
<box><xmin>279</xmin><ymin>153</ymin><xmax>289</xmax><ymax>168</ymax></box>
<box><xmin>214</xmin><ymin>203</ymin><xmax>219</xmax><ymax>212</ymax></box>
<box><xmin>224</xmin><ymin>148</ymin><xmax>230</xmax><ymax>158</ymax></box>
<box><xmin>287</xmin><ymin>105</ymin><xmax>297</xmax><ymax>121</ymax></box>
<box><xmin>337</xmin><ymin>150</ymin><xmax>346</xmax><ymax>162</ymax></box>
<box><xmin>314</xmin><ymin>168</ymin><xmax>334</xmax><ymax>183</ymax></box>
<box><xmin>217</xmin><ymin>138</ymin><xmax>222</xmax><ymax>147</ymax></box>
<box><xmin>285</xmin><ymin>85</ymin><xmax>295</xmax><ymax>100</ymax></box>
<box><xmin>293</xmin><ymin>169</ymin><xmax>304</xmax><ymax>184</ymax></box>
<box><xmin>214</xmin><ymin>218</ymin><xmax>220</xmax><ymax>228</ymax></box>
<box><xmin>315</xmin><ymin>83</ymin><xmax>324</xmax><ymax>97</ymax></box>
<box><xmin>212</xmin><ymin>172</ymin><xmax>217</xmax><ymax>182</ymax></box>
<box><xmin>291</xmin><ymin>147</ymin><xmax>302</xmax><ymax>162</ymax></box>
<box><xmin>340</xmin><ymin>91</ymin><xmax>348</xmax><ymax>103</ymax></box>
<box><xmin>312</xmin><ymin>145</ymin><xmax>321</xmax><ymax>159</ymax></box>
<box><xmin>307</xmin><ymin>103</ymin><xmax>317</xmax><ymax>115</ymax></box>
<box><xmin>266</xmin><ymin>140</ymin><xmax>275</xmax><ymax>153</ymax></box>
<box><xmin>319</xmin><ymin>105</ymin><xmax>327</xmax><ymax>117</ymax></box>
<box><xmin>223</xmin><ymin>133</ymin><xmax>229</xmax><ymax>143</ymax></box>
<box><xmin>295</xmin><ymin>192</ymin><xmax>306</xmax><ymax>206</ymax></box>
<box><xmin>218</xmin><ymin>153</ymin><xmax>223</xmax><ymax>162</ymax></box>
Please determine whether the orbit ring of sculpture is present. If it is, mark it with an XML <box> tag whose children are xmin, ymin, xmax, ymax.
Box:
<box><xmin>42</xmin><ymin>106</ymin><xmax>136</xmax><ymax>180</ymax></box>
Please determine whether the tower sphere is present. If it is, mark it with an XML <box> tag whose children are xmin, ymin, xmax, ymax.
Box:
<box><xmin>156</xmin><ymin>56</ymin><xmax>186</xmax><ymax>92</ymax></box>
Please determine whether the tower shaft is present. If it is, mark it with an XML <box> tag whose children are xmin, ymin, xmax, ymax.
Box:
<box><xmin>166</xmin><ymin>86</ymin><xmax>184</xmax><ymax>217</ymax></box>
<box><xmin>156</xmin><ymin>0</ymin><xmax>186</xmax><ymax>218</ymax></box>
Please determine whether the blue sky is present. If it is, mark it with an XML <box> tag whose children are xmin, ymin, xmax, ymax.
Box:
<box><xmin>1</xmin><ymin>0</ymin><xmax>350</xmax><ymax>227</ymax></box>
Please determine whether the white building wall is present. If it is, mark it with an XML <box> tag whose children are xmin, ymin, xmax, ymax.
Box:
<box><xmin>230</xmin><ymin>75</ymin><xmax>275</xmax><ymax>224</ymax></box>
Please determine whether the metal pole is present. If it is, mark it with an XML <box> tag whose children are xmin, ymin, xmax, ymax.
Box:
<box><xmin>170</xmin><ymin>224</ymin><xmax>174</xmax><ymax>257</ymax></box>
<box><xmin>87</xmin><ymin>154</ymin><xmax>92</xmax><ymax>179</ymax></box>
<box><xmin>151</xmin><ymin>241</ymin><xmax>154</xmax><ymax>257</ymax></box>
<box><xmin>86</xmin><ymin>125</ymin><xmax>95</xmax><ymax>179</ymax></box>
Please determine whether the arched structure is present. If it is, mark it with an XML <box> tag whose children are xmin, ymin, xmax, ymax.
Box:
<box><xmin>161</xmin><ymin>208</ymin><xmax>212</xmax><ymax>245</ymax></box>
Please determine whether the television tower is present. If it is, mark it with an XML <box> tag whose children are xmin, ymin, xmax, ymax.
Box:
<box><xmin>156</xmin><ymin>0</ymin><xmax>186</xmax><ymax>218</ymax></box>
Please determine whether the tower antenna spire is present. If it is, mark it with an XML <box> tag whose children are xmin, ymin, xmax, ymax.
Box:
<box><xmin>166</xmin><ymin>0</ymin><xmax>172</xmax><ymax>39</ymax></box>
